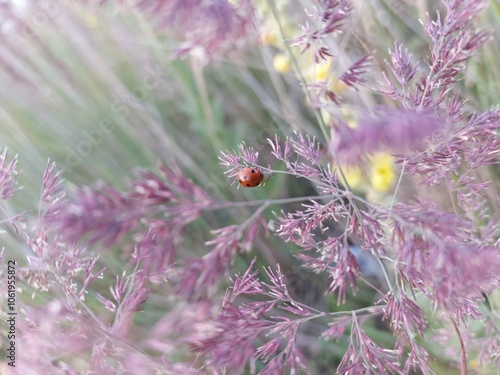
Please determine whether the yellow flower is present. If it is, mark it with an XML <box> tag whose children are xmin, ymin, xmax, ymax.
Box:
<box><xmin>315</xmin><ymin>61</ymin><xmax>331</xmax><ymax>81</ymax></box>
<box><xmin>332</xmin><ymin>80</ymin><xmax>348</xmax><ymax>95</ymax></box>
<box><xmin>346</xmin><ymin>118</ymin><xmax>358</xmax><ymax>129</ymax></box>
<box><xmin>468</xmin><ymin>359</ymin><xmax>479</xmax><ymax>369</ymax></box>
<box><xmin>369</xmin><ymin>153</ymin><xmax>395</xmax><ymax>192</ymax></box>
<box><xmin>310</xmin><ymin>60</ymin><xmax>350</xmax><ymax>96</ymax></box>
<box><xmin>260</xmin><ymin>29</ymin><xmax>279</xmax><ymax>46</ymax></box>
<box><xmin>338</xmin><ymin>165</ymin><xmax>363</xmax><ymax>189</ymax></box>
<box><xmin>82</xmin><ymin>12</ymin><xmax>98</xmax><ymax>29</ymax></box>
<box><xmin>273</xmin><ymin>53</ymin><xmax>292</xmax><ymax>73</ymax></box>
<box><xmin>341</xmin><ymin>108</ymin><xmax>359</xmax><ymax>129</ymax></box>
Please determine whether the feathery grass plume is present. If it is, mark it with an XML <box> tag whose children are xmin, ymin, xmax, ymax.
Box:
<box><xmin>380</xmin><ymin>0</ymin><xmax>498</xmax><ymax>189</ymax></box>
<box><xmin>336</xmin><ymin>314</ymin><xmax>402</xmax><ymax>374</ymax></box>
<box><xmin>330</xmin><ymin>107</ymin><xmax>445</xmax><ymax>165</ymax></box>
<box><xmin>292</xmin><ymin>0</ymin><xmax>352</xmax><ymax>63</ymax></box>
<box><xmin>219</xmin><ymin>142</ymin><xmax>260</xmax><ymax>182</ymax></box>
<box><xmin>364</xmin><ymin>10</ymin><xmax>499</xmax><ymax>365</ymax></box>
<box><xmin>381</xmin><ymin>0</ymin><xmax>489</xmax><ymax>108</ymax></box>
<box><xmin>0</xmin><ymin>149</ymin><xmax>24</xmax><ymax>233</ymax></box>
<box><xmin>52</xmin><ymin>184</ymin><xmax>139</xmax><ymax>247</ymax></box>
<box><xmin>14</xmin><ymin>163</ymin><xmax>110</xmax><ymax>374</ymax></box>
<box><xmin>24</xmin><ymin>163</ymin><xmax>96</xmax><ymax>297</ymax></box>
<box><xmin>0</xmin><ymin>149</ymin><xmax>20</xmax><ymax>200</ymax></box>
<box><xmin>403</xmin><ymin>108</ymin><xmax>500</xmax><ymax>186</ymax></box>
<box><xmin>267</xmin><ymin>133</ymin><xmax>339</xmax><ymax>186</ymax></box>
<box><xmin>81</xmin><ymin>0</ymin><xmax>257</xmax><ymax>63</ymax></box>
<box><xmin>380</xmin><ymin>0</ymin><xmax>498</xmax><ymax>207</ymax></box>
<box><xmin>50</xmin><ymin>164</ymin><xmax>212</xmax><ymax>261</ymax></box>
<box><xmin>12</xmin><ymin>161</ymin><xmax>221</xmax><ymax>373</ymax></box>
<box><xmin>307</xmin><ymin>54</ymin><xmax>371</xmax><ymax>107</ymax></box>
<box><xmin>176</xmin><ymin>217</ymin><xmax>266</xmax><ymax>298</ymax></box>
<box><xmin>192</xmin><ymin>259</ymin><xmax>308</xmax><ymax>373</ymax></box>
<box><xmin>339</xmin><ymin>54</ymin><xmax>372</xmax><ymax>90</ymax></box>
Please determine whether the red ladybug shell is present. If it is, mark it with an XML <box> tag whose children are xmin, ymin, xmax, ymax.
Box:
<box><xmin>238</xmin><ymin>167</ymin><xmax>264</xmax><ymax>188</ymax></box>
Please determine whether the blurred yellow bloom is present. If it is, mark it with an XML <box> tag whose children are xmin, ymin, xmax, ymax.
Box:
<box><xmin>339</xmin><ymin>165</ymin><xmax>363</xmax><ymax>189</ymax></box>
<box><xmin>332</xmin><ymin>80</ymin><xmax>348</xmax><ymax>95</ymax></box>
<box><xmin>346</xmin><ymin>118</ymin><xmax>358</xmax><ymax>128</ymax></box>
<box><xmin>341</xmin><ymin>108</ymin><xmax>359</xmax><ymax>129</ymax></box>
<box><xmin>82</xmin><ymin>12</ymin><xmax>98</xmax><ymax>28</ymax></box>
<box><xmin>321</xmin><ymin>109</ymin><xmax>332</xmax><ymax>125</ymax></box>
<box><xmin>345</xmin><ymin>116</ymin><xmax>358</xmax><ymax>129</ymax></box>
<box><xmin>469</xmin><ymin>359</ymin><xmax>478</xmax><ymax>369</ymax></box>
<box><xmin>273</xmin><ymin>53</ymin><xmax>292</xmax><ymax>73</ymax></box>
<box><xmin>309</xmin><ymin>61</ymin><xmax>350</xmax><ymax>96</ymax></box>
<box><xmin>315</xmin><ymin>61</ymin><xmax>332</xmax><ymax>81</ymax></box>
<box><xmin>369</xmin><ymin>153</ymin><xmax>395</xmax><ymax>192</ymax></box>
<box><xmin>260</xmin><ymin>30</ymin><xmax>279</xmax><ymax>46</ymax></box>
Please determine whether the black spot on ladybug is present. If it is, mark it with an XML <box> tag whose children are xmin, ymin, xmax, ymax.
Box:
<box><xmin>237</xmin><ymin>167</ymin><xmax>264</xmax><ymax>188</ymax></box>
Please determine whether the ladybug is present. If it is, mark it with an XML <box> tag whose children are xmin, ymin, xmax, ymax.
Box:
<box><xmin>238</xmin><ymin>167</ymin><xmax>264</xmax><ymax>188</ymax></box>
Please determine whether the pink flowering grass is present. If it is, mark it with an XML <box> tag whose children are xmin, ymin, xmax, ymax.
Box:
<box><xmin>1</xmin><ymin>1</ymin><xmax>499</xmax><ymax>374</ymax></box>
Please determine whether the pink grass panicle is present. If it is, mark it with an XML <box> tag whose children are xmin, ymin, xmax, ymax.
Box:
<box><xmin>52</xmin><ymin>163</ymin><xmax>212</xmax><ymax>244</ymax></box>
<box><xmin>0</xmin><ymin>148</ymin><xmax>21</xmax><ymax>200</ymax></box>
<box><xmin>219</xmin><ymin>142</ymin><xmax>260</xmax><ymax>182</ymax></box>
<box><xmin>330</xmin><ymin>107</ymin><xmax>446</xmax><ymax>165</ymax></box>
<box><xmin>83</xmin><ymin>0</ymin><xmax>257</xmax><ymax>64</ymax></box>
<box><xmin>191</xmin><ymin>259</ymin><xmax>309</xmax><ymax>374</ymax></box>
<box><xmin>292</xmin><ymin>0</ymin><xmax>353</xmax><ymax>63</ymax></box>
